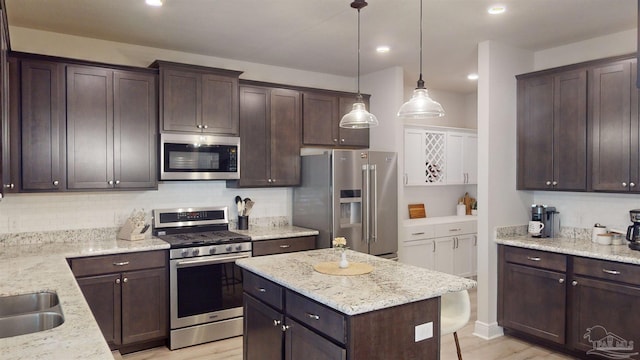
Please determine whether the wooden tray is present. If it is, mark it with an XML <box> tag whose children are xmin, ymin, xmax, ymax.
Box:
<box><xmin>408</xmin><ymin>203</ymin><xmax>426</xmax><ymax>219</ymax></box>
<box><xmin>313</xmin><ymin>262</ymin><xmax>374</xmax><ymax>276</ymax></box>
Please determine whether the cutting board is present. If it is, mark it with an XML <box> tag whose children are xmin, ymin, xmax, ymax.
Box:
<box><xmin>408</xmin><ymin>204</ymin><xmax>426</xmax><ymax>219</ymax></box>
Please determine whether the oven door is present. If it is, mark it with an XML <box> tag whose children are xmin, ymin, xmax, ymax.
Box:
<box><xmin>169</xmin><ymin>252</ymin><xmax>249</xmax><ymax>329</ymax></box>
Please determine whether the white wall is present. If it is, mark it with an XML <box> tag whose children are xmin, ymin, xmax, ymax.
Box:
<box><xmin>475</xmin><ymin>40</ymin><xmax>534</xmax><ymax>340</ymax></box>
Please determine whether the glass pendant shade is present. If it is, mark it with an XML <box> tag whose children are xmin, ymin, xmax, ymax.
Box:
<box><xmin>397</xmin><ymin>87</ymin><xmax>445</xmax><ymax>118</ymax></box>
<box><xmin>340</xmin><ymin>100</ymin><xmax>379</xmax><ymax>128</ymax></box>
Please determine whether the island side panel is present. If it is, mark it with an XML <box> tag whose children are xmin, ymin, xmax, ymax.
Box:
<box><xmin>348</xmin><ymin>297</ymin><xmax>441</xmax><ymax>359</ymax></box>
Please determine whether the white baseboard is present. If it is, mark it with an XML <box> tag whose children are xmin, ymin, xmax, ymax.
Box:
<box><xmin>472</xmin><ymin>320</ymin><xmax>503</xmax><ymax>340</ymax></box>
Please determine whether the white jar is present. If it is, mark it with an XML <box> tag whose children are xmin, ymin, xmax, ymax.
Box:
<box><xmin>592</xmin><ymin>224</ymin><xmax>607</xmax><ymax>243</ymax></box>
<box><xmin>456</xmin><ymin>203</ymin><xmax>466</xmax><ymax>216</ymax></box>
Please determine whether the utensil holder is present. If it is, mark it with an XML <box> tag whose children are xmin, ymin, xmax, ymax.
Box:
<box><xmin>238</xmin><ymin>216</ymin><xmax>249</xmax><ymax>230</ymax></box>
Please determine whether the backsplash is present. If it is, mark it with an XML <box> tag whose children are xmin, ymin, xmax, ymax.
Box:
<box><xmin>0</xmin><ymin>182</ymin><xmax>292</xmax><ymax>234</ymax></box>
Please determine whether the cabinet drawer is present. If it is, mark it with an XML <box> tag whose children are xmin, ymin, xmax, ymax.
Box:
<box><xmin>504</xmin><ymin>246</ymin><xmax>566</xmax><ymax>272</ymax></box>
<box><xmin>70</xmin><ymin>250</ymin><xmax>167</xmax><ymax>277</ymax></box>
<box><xmin>434</xmin><ymin>221</ymin><xmax>475</xmax><ymax>237</ymax></box>
<box><xmin>285</xmin><ymin>290</ymin><xmax>346</xmax><ymax>345</ymax></box>
<box><xmin>252</xmin><ymin>236</ymin><xmax>316</xmax><ymax>256</ymax></box>
<box><xmin>573</xmin><ymin>257</ymin><xmax>640</xmax><ymax>286</ymax></box>
<box><xmin>243</xmin><ymin>271</ymin><xmax>284</xmax><ymax>311</ymax></box>
<box><xmin>404</xmin><ymin>225</ymin><xmax>435</xmax><ymax>242</ymax></box>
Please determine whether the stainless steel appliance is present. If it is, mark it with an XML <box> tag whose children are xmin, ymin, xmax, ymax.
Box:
<box><xmin>292</xmin><ymin>150</ymin><xmax>398</xmax><ymax>258</ymax></box>
<box><xmin>626</xmin><ymin>209</ymin><xmax>640</xmax><ymax>250</ymax></box>
<box><xmin>152</xmin><ymin>206</ymin><xmax>251</xmax><ymax>350</ymax></box>
<box><xmin>160</xmin><ymin>133</ymin><xmax>240</xmax><ymax>180</ymax></box>
<box><xmin>531</xmin><ymin>204</ymin><xmax>560</xmax><ymax>238</ymax></box>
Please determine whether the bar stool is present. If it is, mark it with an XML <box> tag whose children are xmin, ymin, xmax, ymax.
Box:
<box><xmin>441</xmin><ymin>290</ymin><xmax>471</xmax><ymax>360</ymax></box>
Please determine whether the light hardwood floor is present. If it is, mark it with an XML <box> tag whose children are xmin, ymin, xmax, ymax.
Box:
<box><xmin>123</xmin><ymin>289</ymin><xmax>573</xmax><ymax>360</ymax></box>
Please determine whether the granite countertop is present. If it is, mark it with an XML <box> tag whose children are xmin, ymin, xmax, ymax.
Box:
<box><xmin>236</xmin><ymin>248</ymin><xmax>476</xmax><ymax>316</ymax></box>
<box><xmin>0</xmin><ymin>234</ymin><xmax>169</xmax><ymax>360</ymax></box>
<box><xmin>495</xmin><ymin>234</ymin><xmax>640</xmax><ymax>265</ymax></box>
<box><xmin>234</xmin><ymin>225</ymin><xmax>319</xmax><ymax>241</ymax></box>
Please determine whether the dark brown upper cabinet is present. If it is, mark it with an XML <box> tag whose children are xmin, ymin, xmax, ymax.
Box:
<box><xmin>0</xmin><ymin>8</ymin><xmax>10</xmax><ymax>197</ymax></box>
<box><xmin>228</xmin><ymin>85</ymin><xmax>300</xmax><ymax>188</ymax></box>
<box><xmin>517</xmin><ymin>68</ymin><xmax>587</xmax><ymax>191</ymax></box>
<box><xmin>66</xmin><ymin>65</ymin><xmax>157</xmax><ymax>190</ymax></box>
<box><xmin>301</xmin><ymin>90</ymin><xmax>369</xmax><ymax>148</ymax></box>
<box><xmin>152</xmin><ymin>60</ymin><xmax>242</xmax><ymax>135</ymax></box>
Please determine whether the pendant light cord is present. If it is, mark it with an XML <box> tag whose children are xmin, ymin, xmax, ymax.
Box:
<box><xmin>417</xmin><ymin>0</ymin><xmax>424</xmax><ymax>88</ymax></box>
<box><xmin>357</xmin><ymin>8</ymin><xmax>362</xmax><ymax>98</ymax></box>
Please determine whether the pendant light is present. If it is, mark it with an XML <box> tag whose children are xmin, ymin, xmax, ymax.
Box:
<box><xmin>339</xmin><ymin>0</ymin><xmax>379</xmax><ymax>129</ymax></box>
<box><xmin>397</xmin><ymin>0</ymin><xmax>445</xmax><ymax>119</ymax></box>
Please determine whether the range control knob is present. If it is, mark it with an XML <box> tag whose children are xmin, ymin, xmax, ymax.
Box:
<box><xmin>181</xmin><ymin>249</ymin><xmax>189</xmax><ymax>258</ymax></box>
<box><xmin>191</xmin><ymin>248</ymin><xmax>200</xmax><ymax>256</ymax></box>
<box><xmin>235</xmin><ymin>244</ymin><xmax>243</xmax><ymax>251</ymax></box>
<box><xmin>209</xmin><ymin>247</ymin><xmax>217</xmax><ymax>255</ymax></box>
<box><xmin>226</xmin><ymin>245</ymin><xmax>233</xmax><ymax>252</ymax></box>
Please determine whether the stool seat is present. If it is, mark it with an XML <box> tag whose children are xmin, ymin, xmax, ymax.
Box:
<box><xmin>441</xmin><ymin>289</ymin><xmax>471</xmax><ymax>360</ymax></box>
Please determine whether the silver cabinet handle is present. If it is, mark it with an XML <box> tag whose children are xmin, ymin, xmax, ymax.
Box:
<box><xmin>545</xmin><ymin>181</ymin><xmax>551</xmax><ymax>186</ymax></box>
<box><xmin>3</xmin><ymin>183</ymin><xmax>14</xmax><ymax>189</ymax></box>
<box><xmin>115</xmin><ymin>180</ymin><xmax>120</xmax><ymax>185</ymax></box>
<box><xmin>631</xmin><ymin>182</ymin><xmax>636</xmax><ymax>188</ymax></box>
<box><xmin>558</xmin><ymin>278</ymin><xmax>565</xmax><ymax>284</ymax></box>
<box><xmin>257</xmin><ymin>287</ymin><xmax>266</xmax><ymax>293</ymax></box>
<box><xmin>306</xmin><ymin>313</ymin><xmax>320</xmax><ymax>320</ymax></box>
<box><xmin>602</xmin><ymin>269</ymin><xmax>621</xmax><ymax>275</ymax></box>
<box><xmin>333</xmin><ymin>138</ymin><xmax>338</xmax><ymax>142</ymax></box>
<box><xmin>123</xmin><ymin>277</ymin><xmax>128</xmax><ymax>283</ymax></box>
<box><xmin>203</xmin><ymin>125</ymin><xmax>208</xmax><ymax>129</ymax></box>
<box><xmin>432</xmin><ymin>242</ymin><xmax>436</xmax><ymax>252</ymax></box>
<box><xmin>340</xmin><ymin>138</ymin><xmax>345</xmax><ymax>143</ymax></box>
<box><xmin>113</xmin><ymin>261</ymin><xmax>130</xmax><ymax>266</ymax></box>
<box><xmin>197</xmin><ymin>124</ymin><xmax>203</xmax><ymax>129</ymax></box>
<box><xmin>273</xmin><ymin>320</ymin><xmax>281</xmax><ymax>326</ymax></box>
<box><xmin>572</xmin><ymin>280</ymin><xmax>578</xmax><ymax>286</ymax></box>
<box><xmin>279</xmin><ymin>244</ymin><xmax>291</xmax><ymax>248</ymax></box>
<box><xmin>552</xmin><ymin>181</ymin><xmax>558</xmax><ymax>186</ymax></box>
<box><xmin>526</xmin><ymin>256</ymin><xmax>541</xmax><ymax>261</ymax></box>
<box><xmin>281</xmin><ymin>324</ymin><xmax>291</xmax><ymax>332</ymax></box>
<box><xmin>53</xmin><ymin>180</ymin><xmax>59</xmax><ymax>186</ymax></box>
<box><xmin>411</xmin><ymin>232</ymin><xmax>425</xmax><ymax>236</ymax></box>
<box><xmin>115</xmin><ymin>278</ymin><xmax>121</xmax><ymax>284</ymax></box>
<box><xmin>623</xmin><ymin>182</ymin><xmax>628</xmax><ymax>187</ymax></box>
<box><xmin>108</xmin><ymin>180</ymin><xmax>114</xmax><ymax>185</ymax></box>
<box><xmin>449</xmin><ymin>228</ymin><xmax>462</xmax><ymax>232</ymax></box>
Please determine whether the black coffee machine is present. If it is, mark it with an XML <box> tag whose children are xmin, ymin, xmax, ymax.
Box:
<box><xmin>626</xmin><ymin>209</ymin><xmax>640</xmax><ymax>250</ymax></box>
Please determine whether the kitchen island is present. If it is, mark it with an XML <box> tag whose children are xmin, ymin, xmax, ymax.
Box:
<box><xmin>237</xmin><ymin>248</ymin><xmax>476</xmax><ymax>359</ymax></box>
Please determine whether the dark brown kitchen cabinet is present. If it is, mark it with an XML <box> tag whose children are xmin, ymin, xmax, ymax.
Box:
<box><xmin>516</xmin><ymin>68</ymin><xmax>587</xmax><ymax>191</ymax></box>
<box><xmin>0</xmin><ymin>6</ymin><xmax>10</xmax><ymax>197</ymax></box>
<box><xmin>301</xmin><ymin>91</ymin><xmax>369</xmax><ymax>148</ymax></box>
<box><xmin>70</xmin><ymin>251</ymin><xmax>168</xmax><ymax>353</ymax></box>
<box><xmin>230</xmin><ymin>85</ymin><xmax>300</xmax><ymax>187</ymax></box>
<box><xmin>589</xmin><ymin>59</ymin><xmax>636</xmax><ymax>192</ymax></box>
<box><xmin>243</xmin><ymin>293</ymin><xmax>284</xmax><ymax>360</ymax></box>
<box><xmin>251</xmin><ymin>236</ymin><xmax>316</xmax><ymax>257</ymax></box>
<box><xmin>19</xmin><ymin>59</ymin><xmax>66</xmax><ymax>191</ymax></box>
<box><xmin>66</xmin><ymin>65</ymin><xmax>157</xmax><ymax>190</ymax></box>
<box><xmin>498</xmin><ymin>246</ymin><xmax>567</xmax><ymax>344</ymax></box>
<box><xmin>153</xmin><ymin>60</ymin><xmax>241</xmax><ymax>135</ymax></box>
<box><xmin>285</xmin><ymin>317</ymin><xmax>346</xmax><ymax>360</ymax></box>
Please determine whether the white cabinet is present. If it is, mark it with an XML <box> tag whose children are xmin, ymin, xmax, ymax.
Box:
<box><xmin>400</xmin><ymin>218</ymin><xmax>477</xmax><ymax>277</ymax></box>
<box><xmin>404</xmin><ymin>127</ymin><xmax>477</xmax><ymax>186</ymax></box>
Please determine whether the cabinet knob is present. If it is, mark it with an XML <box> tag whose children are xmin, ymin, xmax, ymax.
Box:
<box><xmin>3</xmin><ymin>183</ymin><xmax>14</xmax><ymax>189</ymax></box>
<box><xmin>203</xmin><ymin>125</ymin><xmax>208</xmax><ymax>129</ymax></box>
<box><xmin>558</xmin><ymin>278</ymin><xmax>565</xmax><ymax>284</ymax></box>
<box><xmin>623</xmin><ymin>182</ymin><xmax>628</xmax><ymax>187</ymax></box>
<box><xmin>545</xmin><ymin>181</ymin><xmax>551</xmax><ymax>186</ymax></box>
<box><xmin>552</xmin><ymin>181</ymin><xmax>557</xmax><ymax>186</ymax></box>
<box><xmin>631</xmin><ymin>182</ymin><xmax>636</xmax><ymax>188</ymax></box>
<box><xmin>197</xmin><ymin>124</ymin><xmax>203</xmax><ymax>129</ymax></box>
<box><xmin>115</xmin><ymin>180</ymin><xmax>120</xmax><ymax>185</ymax></box>
<box><xmin>123</xmin><ymin>277</ymin><xmax>128</xmax><ymax>283</ymax></box>
<box><xmin>333</xmin><ymin>138</ymin><xmax>338</xmax><ymax>142</ymax></box>
<box><xmin>53</xmin><ymin>180</ymin><xmax>59</xmax><ymax>186</ymax></box>
<box><xmin>281</xmin><ymin>324</ymin><xmax>291</xmax><ymax>332</ymax></box>
<box><xmin>571</xmin><ymin>280</ymin><xmax>578</xmax><ymax>286</ymax></box>
<box><xmin>108</xmin><ymin>180</ymin><xmax>114</xmax><ymax>185</ymax></box>
<box><xmin>116</xmin><ymin>278</ymin><xmax>121</xmax><ymax>284</ymax></box>
<box><xmin>273</xmin><ymin>319</ymin><xmax>281</xmax><ymax>326</ymax></box>
<box><xmin>341</xmin><ymin>138</ymin><xmax>345</xmax><ymax>142</ymax></box>
<box><xmin>268</xmin><ymin>179</ymin><xmax>272</xmax><ymax>183</ymax></box>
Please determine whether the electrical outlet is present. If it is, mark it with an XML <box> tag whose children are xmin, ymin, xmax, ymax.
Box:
<box><xmin>414</xmin><ymin>321</ymin><xmax>433</xmax><ymax>342</ymax></box>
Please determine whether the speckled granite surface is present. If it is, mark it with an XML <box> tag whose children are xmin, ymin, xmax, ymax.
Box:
<box><xmin>495</xmin><ymin>227</ymin><xmax>640</xmax><ymax>265</ymax></box>
<box><xmin>236</xmin><ymin>248</ymin><xmax>476</xmax><ymax>316</ymax></box>
<box><xmin>0</xmin><ymin>233</ymin><xmax>169</xmax><ymax>360</ymax></box>
<box><xmin>234</xmin><ymin>225</ymin><xmax>319</xmax><ymax>241</ymax></box>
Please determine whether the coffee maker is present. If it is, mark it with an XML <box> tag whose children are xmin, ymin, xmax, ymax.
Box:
<box><xmin>531</xmin><ymin>204</ymin><xmax>560</xmax><ymax>238</ymax></box>
<box><xmin>626</xmin><ymin>209</ymin><xmax>640</xmax><ymax>250</ymax></box>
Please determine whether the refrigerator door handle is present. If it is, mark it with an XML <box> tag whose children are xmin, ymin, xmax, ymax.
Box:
<box><xmin>362</xmin><ymin>164</ymin><xmax>370</xmax><ymax>244</ymax></box>
<box><xmin>371</xmin><ymin>164</ymin><xmax>377</xmax><ymax>243</ymax></box>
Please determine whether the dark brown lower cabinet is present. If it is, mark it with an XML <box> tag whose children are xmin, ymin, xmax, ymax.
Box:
<box><xmin>70</xmin><ymin>251</ymin><xmax>168</xmax><ymax>353</ymax></box>
<box><xmin>251</xmin><ymin>236</ymin><xmax>316</xmax><ymax>257</ymax></box>
<box><xmin>285</xmin><ymin>317</ymin><xmax>346</xmax><ymax>360</ymax></box>
<box><xmin>243</xmin><ymin>294</ymin><xmax>284</xmax><ymax>360</ymax></box>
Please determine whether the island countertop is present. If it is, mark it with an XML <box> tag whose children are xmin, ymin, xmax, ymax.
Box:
<box><xmin>236</xmin><ymin>248</ymin><xmax>476</xmax><ymax>316</ymax></box>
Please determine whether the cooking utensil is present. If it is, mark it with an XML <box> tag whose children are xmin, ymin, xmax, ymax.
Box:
<box><xmin>244</xmin><ymin>200</ymin><xmax>255</xmax><ymax>216</ymax></box>
<box><xmin>235</xmin><ymin>196</ymin><xmax>243</xmax><ymax>214</ymax></box>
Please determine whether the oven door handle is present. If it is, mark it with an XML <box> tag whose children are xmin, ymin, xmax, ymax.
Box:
<box><xmin>175</xmin><ymin>253</ymin><xmax>251</xmax><ymax>269</ymax></box>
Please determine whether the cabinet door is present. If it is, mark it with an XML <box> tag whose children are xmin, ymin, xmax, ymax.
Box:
<box><xmin>590</xmin><ymin>60</ymin><xmax>632</xmax><ymax>191</ymax></box>
<box><xmin>434</xmin><ymin>237</ymin><xmax>455</xmax><ymax>274</ymax></box>
<box><xmin>517</xmin><ymin>75</ymin><xmax>554</xmax><ymax>190</ymax></box>
<box><xmin>446</xmin><ymin>132</ymin><xmax>465</xmax><ymax>184</ymax></box>
<box><xmin>161</xmin><ymin>68</ymin><xmax>201</xmax><ymax>133</ymax></box>
<box><xmin>453</xmin><ymin>235</ymin><xmax>475</xmax><ymax>277</ymax></box>
<box><xmin>238</xmin><ymin>86</ymin><xmax>270</xmax><ymax>187</ymax></box>
<box><xmin>553</xmin><ymin>69</ymin><xmax>587</xmax><ymax>191</ymax></box>
<box><xmin>113</xmin><ymin>70</ymin><xmax>157</xmax><ymax>189</ymax></box>
<box><xmin>569</xmin><ymin>275</ymin><xmax>640</xmax><ymax>354</ymax></box>
<box><xmin>502</xmin><ymin>263</ymin><xmax>566</xmax><ymax>344</ymax></box>
<box><xmin>243</xmin><ymin>294</ymin><xmax>283</xmax><ymax>360</ymax></box>
<box><xmin>201</xmin><ymin>73</ymin><xmax>239</xmax><ymax>135</ymax></box>
<box><xmin>66</xmin><ymin>66</ymin><xmax>114</xmax><ymax>189</ymax></box>
<box><xmin>400</xmin><ymin>239</ymin><xmax>435</xmax><ymax>270</ymax></box>
<box><xmin>302</xmin><ymin>92</ymin><xmax>338</xmax><ymax>146</ymax></box>
<box><xmin>77</xmin><ymin>273</ymin><xmax>122</xmax><ymax>346</ymax></box>
<box><xmin>338</xmin><ymin>95</ymin><xmax>369</xmax><ymax>148</ymax></box>
<box><xmin>270</xmin><ymin>88</ymin><xmax>300</xmax><ymax>186</ymax></box>
<box><xmin>285</xmin><ymin>317</ymin><xmax>346</xmax><ymax>360</ymax></box>
<box><xmin>404</xmin><ymin>128</ymin><xmax>426</xmax><ymax>185</ymax></box>
<box><xmin>0</xmin><ymin>10</ymin><xmax>8</xmax><ymax>197</ymax></box>
<box><xmin>121</xmin><ymin>268</ymin><xmax>167</xmax><ymax>345</ymax></box>
<box><xmin>463</xmin><ymin>134</ymin><xmax>478</xmax><ymax>184</ymax></box>
<box><xmin>20</xmin><ymin>60</ymin><xmax>66</xmax><ymax>191</ymax></box>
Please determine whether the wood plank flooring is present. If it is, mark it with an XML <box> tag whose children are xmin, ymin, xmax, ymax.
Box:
<box><xmin>123</xmin><ymin>288</ymin><xmax>573</xmax><ymax>360</ymax></box>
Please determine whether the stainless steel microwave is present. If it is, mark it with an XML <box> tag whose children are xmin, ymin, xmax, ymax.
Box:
<box><xmin>160</xmin><ymin>133</ymin><xmax>240</xmax><ymax>180</ymax></box>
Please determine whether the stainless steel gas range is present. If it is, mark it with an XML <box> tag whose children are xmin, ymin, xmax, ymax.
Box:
<box><xmin>152</xmin><ymin>206</ymin><xmax>251</xmax><ymax>350</ymax></box>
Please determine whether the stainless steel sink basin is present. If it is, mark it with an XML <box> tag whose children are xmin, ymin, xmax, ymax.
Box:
<box><xmin>0</xmin><ymin>311</ymin><xmax>64</xmax><ymax>338</ymax></box>
<box><xmin>0</xmin><ymin>291</ymin><xmax>64</xmax><ymax>339</ymax></box>
<box><xmin>0</xmin><ymin>291</ymin><xmax>59</xmax><ymax>317</ymax></box>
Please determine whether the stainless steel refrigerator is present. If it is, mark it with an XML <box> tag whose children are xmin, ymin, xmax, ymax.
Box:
<box><xmin>293</xmin><ymin>150</ymin><xmax>398</xmax><ymax>258</ymax></box>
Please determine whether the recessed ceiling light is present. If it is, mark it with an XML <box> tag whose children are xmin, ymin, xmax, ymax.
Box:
<box><xmin>467</xmin><ymin>73</ymin><xmax>479</xmax><ymax>80</ymax></box>
<box><xmin>488</xmin><ymin>5</ymin><xmax>505</xmax><ymax>15</ymax></box>
<box><xmin>146</xmin><ymin>0</ymin><xmax>163</xmax><ymax>7</ymax></box>
<box><xmin>376</xmin><ymin>46</ymin><xmax>390</xmax><ymax>53</ymax></box>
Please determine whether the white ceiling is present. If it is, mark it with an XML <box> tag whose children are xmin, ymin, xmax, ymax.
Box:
<box><xmin>4</xmin><ymin>0</ymin><xmax>637</xmax><ymax>93</ymax></box>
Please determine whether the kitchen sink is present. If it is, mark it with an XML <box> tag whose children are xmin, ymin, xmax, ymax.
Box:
<box><xmin>0</xmin><ymin>291</ymin><xmax>64</xmax><ymax>339</ymax></box>
<box><xmin>0</xmin><ymin>291</ymin><xmax>59</xmax><ymax>317</ymax></box>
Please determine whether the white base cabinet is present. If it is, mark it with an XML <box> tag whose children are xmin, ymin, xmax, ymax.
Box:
<box><xmin>400</xmin><ymin>217</ymin><xmax>477</xmax><ymax>277</ymax></box>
